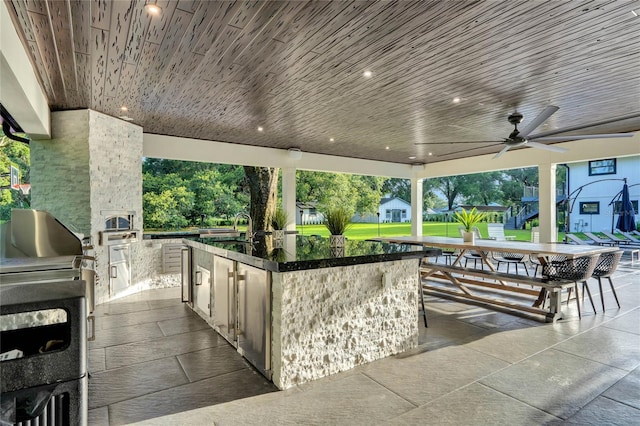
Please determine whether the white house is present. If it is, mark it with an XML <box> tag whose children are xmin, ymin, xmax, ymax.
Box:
<box><xmin>566</xmin><ymin>155</ymin><xmax>639</xmax><ymax>233</ymax></box>
<box><xmin>352</xmin><ymin>196</ymin><xmax>412</xmax><ymax>223</ymax></box>
<box><xmin>296</xmin><ymin>202</ymin><xmax>324</xmax><ymax>225</ymax></box>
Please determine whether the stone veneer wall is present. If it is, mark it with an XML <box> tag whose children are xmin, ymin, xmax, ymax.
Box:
<box><xmin>30</xmin><ymin>110</ymin><xmax>92</xmax><ymax>235</ymax></box>
<box><xmin>271</xmin><ymin>259</ymin><xmax>419</xmax><ymax>389</ymax></box>
<box><xmin>30</xmin><ymin>110</ymin><xmax>178</xmax><ymax>304</ymax></box>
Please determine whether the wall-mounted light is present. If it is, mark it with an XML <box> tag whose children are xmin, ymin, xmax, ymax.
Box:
<box><xmin>145</xmin><ymin>0</ymin><xmax>161</xmax><ymax>15</ymax></box>
<box><xmin>288</xmin><ymin>148</ymin><xmax>302</xmax><ymax>160</ymax></box>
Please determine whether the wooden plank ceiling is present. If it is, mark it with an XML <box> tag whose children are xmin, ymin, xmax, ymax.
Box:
<box><xmin>5</xmin><ymin>0</ymin><xmax>640</xmax><ymax>164</ymax></box>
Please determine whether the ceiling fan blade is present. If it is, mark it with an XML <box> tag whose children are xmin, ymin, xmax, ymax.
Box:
<box><xmin>414</xmin><ymin>140</ymin><xmax>503</xmax><ymax>145</ymax></box>
<box><xmin>493</xmin><ymin>146</ymin><xmax>510</xmax><ymax>159</ymax></box>
<box><xmin>530</xmin><ymin>133</ymin><xmax>635</xmax><ymax>142</ymax></box>
<box><xmin>519</xmin><ymin>105</ymin><xmax>559</xmax><ymax>137</ymax></box>
<box><xmin>528</xmin><ymin>112</ymin><xmax>640</xmax><ymax>139</ymax></box>
<box><xmin>526</xmin><ymin>141</ymin><xmax>568</xmax><ymax>153</ymax></box>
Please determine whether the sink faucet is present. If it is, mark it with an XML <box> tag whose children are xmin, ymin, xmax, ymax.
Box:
<box><xmin>233</xmin><ymin>213</ymin><xmax>253</xmax><ymax>241</ymax></box>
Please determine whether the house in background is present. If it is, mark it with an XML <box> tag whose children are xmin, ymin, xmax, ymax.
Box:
<box><xmin>566</xmin><ymin>155</ymin><xmax>639</xmax><ymax>233</ymax></box>
<box><xmin>296</xmin><ymin>202</ymin><xmax>324</xmax><ymax>225</ymax></box>
<box><xmin>352</xmin><ymin>196</ymin><xmax>412</xmax><ymax>223</ymax></box>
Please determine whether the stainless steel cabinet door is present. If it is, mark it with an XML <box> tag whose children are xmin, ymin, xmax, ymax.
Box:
<box><xmin>213</xmin><ymin>256</ymin><xmax>235</xmax><ymax>343</ymax></box>
<box><xmin>109</xmin><ymin>244</ymin><xmax>131</xmax><ymax>296</ymax></box>
<box><xmin>236</xmin><ymin>263</ymin><xmax>271</xmax><ymax>377</ymax></box>
<box><xmin>194</xmin><ymin>265</ymin><xmax>211</xmax><ymax>316</ymax></box>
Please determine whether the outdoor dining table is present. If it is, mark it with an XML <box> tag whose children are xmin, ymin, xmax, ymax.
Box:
<box><xmin>375</xmin><ymin>236</ymin><xmax>618</xmax><ymax>321</ymax></box>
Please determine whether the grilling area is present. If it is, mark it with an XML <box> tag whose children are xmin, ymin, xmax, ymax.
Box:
<box><xmin>2</xmin><ymin>0</ymin><xmax>640</xmax><ymax>425</ymax></box>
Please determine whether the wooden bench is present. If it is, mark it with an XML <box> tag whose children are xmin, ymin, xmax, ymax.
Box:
<box><xmin>420</xmin><ymin>261</ymin><xmax>575</xmax><ymax>322</ymax></box>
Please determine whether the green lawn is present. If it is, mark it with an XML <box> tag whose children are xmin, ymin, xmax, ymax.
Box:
<box><xmin>296</xmin><ymin>222</ymin><xmax>556</xmax><ymax>241</ymax></box>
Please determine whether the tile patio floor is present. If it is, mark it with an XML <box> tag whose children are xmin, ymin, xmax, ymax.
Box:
<box><xmin>88</xmin><ymin>256</ymin><xmax>640</xmax><ymax>425</ymax></box>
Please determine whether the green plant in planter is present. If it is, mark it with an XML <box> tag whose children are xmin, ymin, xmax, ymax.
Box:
<box><xmin>323</xmin><ymin>207</ymin><xmax>352</xmax><ymax>235</ymax></box>
<box><xmin>271</xmin><ymin>207</ymin><xmax>289</xmax><ymax>230</ymax></box>
<box><xmin>454</xmin><ymin>207</ymin><xmax>486</xmax><ymax>232</ymax></box>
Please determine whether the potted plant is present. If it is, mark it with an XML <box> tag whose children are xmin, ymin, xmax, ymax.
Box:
<box><xmin>271</xmin><ymin>207</ymin><xmax>288</xmax><ymax>240</ymax></box>
<box><xmin>323</xmin><ymin>207</ymin><xmax>351</xmax><ymax>247</ymax></box>
<box><xmin>454</xmin><ymin>207</ymin><xmax>486</xmax><ymax>243</ymax></box>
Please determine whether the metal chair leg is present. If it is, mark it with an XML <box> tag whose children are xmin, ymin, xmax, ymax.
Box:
<box><xmin>607</xmin><ymin>277</ymin><xmax>621</xmax><ymax>308</ymax></box>
<box><xmin>574</xmin><ymin>283</ymin><xmax>581</xmax><ymax>319</ymax></box>
<box><xmin>582</xmin><ymin>281</ymin><xmax>597</xmax><ymax>314</ymax></box>
<box><xmin>597</xmin><ymin>278</ymin><xmax>605</xmax><ymax>312</ymax></box>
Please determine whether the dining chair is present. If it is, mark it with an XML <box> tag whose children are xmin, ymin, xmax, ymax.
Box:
<box><xmin>491</xmin><ymin>252</ymin><xmax>529</xmax><ymax>275</ymax></box>
<box><xmin>542</xmin><ymin>254</ymin><xmax>600</xmax><ymax>318</ymax></box>
<box><xmin>590</xmin><ymin>250</ymin><xmax>623</xmax><ymax>311</ymax></box>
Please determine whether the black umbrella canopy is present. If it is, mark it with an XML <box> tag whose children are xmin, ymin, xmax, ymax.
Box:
<box><xmin>616</xmin><ymin>181</ymin><xmax>636</xmax><ymax>232</ymax></box>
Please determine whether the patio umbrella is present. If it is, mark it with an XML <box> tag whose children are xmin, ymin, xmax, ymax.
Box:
<box><xmin>615</xmin><ymin>181</ymin><xmax>636</xmax><ymax>232</ymax></box>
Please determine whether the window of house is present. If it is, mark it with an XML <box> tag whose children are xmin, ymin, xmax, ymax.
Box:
<box><xmin>386</xmin><ymin>209</ymin><xmax>391</xmax><ymax>219</ymax></box>
<box><xmin>588</xmin><ymin>159</ymin><xmax>616</xmax><ymax>176</ymax></box>
<box><xmin>613</xmin><ymin>200</ymin><xmax>639</xmax><ymax>214</ymax></box>
<box><xmin>309</xmin><ymin>208</ymin><xmax>317</xmax><ymax>216</ymax></box>
<box><xmin>401</xmin><ymin>210</ymin><xmax>407</xmax><ymax>218</ymax></box>
<box><xmin>580</xmin><ymin>202</ymin><xmax>600</xmax><ymax>215</ymax></box>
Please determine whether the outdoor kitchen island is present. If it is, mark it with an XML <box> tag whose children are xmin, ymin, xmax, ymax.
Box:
<box><xmin>182</xmin><ymin>234</ymin><xmax>439</xmax><ymax>389</ymax></box>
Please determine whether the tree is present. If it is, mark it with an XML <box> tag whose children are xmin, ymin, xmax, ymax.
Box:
<box><xmin>244</xmin><ymin>166</ymin><xmax>279</xmax><ymax>231</ymax></box>
<box><xmin>426</xmin><ymin>176</ymin><xmax>476</xmax><ymax>210</ymax></box>
<box><xmin>296</xmin><ymin>171</ymin><xmax>385</xmax><ymax>216</ymax></box>
<box><xmin>0</xmin><ymin>137</ymin><xmax>31</xmax><ymax>220</ymax></box>
<box><xmin>142</xmin><ymin>158</ymin><xmax>248</xmax><ymax>229</ymax></box>
<box><xmin>462</xmin><ymin>172</ymin><xmax>503</xmax><ymax>205</ymax></box>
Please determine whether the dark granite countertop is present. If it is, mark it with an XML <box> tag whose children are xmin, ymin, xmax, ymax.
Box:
<box><xmin>183</xmin><ymin>235</ymin><xmax>440</xmax><ymax>272</ymax></box>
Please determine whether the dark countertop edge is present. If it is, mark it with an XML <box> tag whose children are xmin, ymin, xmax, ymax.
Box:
<box><xmin>144</xmin><ymin>230</ymin><xmax>298</xmax><ymax>240</ymax></box>
<box><xmin>183</xmin><ymin>239</ymin><xmax>440</xmax><ymax>272</ymax></box>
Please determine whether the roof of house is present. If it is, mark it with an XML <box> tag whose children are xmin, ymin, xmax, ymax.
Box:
<box><xmin>380</xmin><ymin>197</ymin><xmax>410</xmax><ymax>206</ymax></box>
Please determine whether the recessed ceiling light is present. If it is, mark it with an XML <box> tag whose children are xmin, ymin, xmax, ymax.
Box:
<box><xmin>363</xmin><ymin>70</ymin><xmax>373</xmax><ymax>78</ymax></box>
<box><xmin>145</xmin><ymin>2</ymin><xmax>161</xmax><ymax>15</ymax></box>
<box><xmin>120</xmin><ymin>106</ymin><xmax>128</xmax><ymax>111</ymax></box>
<box><xmin>428</xmin><ymin>152</ymin><xmax>433</xmax><ymax>156</ymax></box>
<box><xmin>452</xmin><ymin>97</ymin><xmax>461</xmax><ymax>104</ymax></box>
<box><xmin>329</xmin><ymin>137</ymin><xmax>334</xmax><ymax>142</ymax></box>
<box><xmin>385</xmin><ymin>146</ymin><xmax>390</xmax><ymax>150</ymax></box>
<box><xmin>257</xmin><ymin>126</ymin><xmax>264</xmax><ymax>132</ymax></box>
<box><xmin>408</xmin><ymin>156</ymin><xmax>416</xmax><ymax>160</ymax></box>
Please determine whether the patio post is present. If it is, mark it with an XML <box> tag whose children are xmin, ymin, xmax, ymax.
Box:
<box><xmin>282</xmin><ymin>167</ymin><xmax>296</xmax><ymax>233</ymax></box>
<box><xmin>538</xmin><ymin>162</ymin><xmax>558</xmax><ymax>243</ymax></box>
<box><xmin>411</xmin><ymin>177</ymin><xmax>423</xmax><ymax>237</ymax></box>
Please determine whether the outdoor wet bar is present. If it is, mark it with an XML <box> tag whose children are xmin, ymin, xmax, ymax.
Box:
<box><xmin>181</xmin><ymin>235</ymin><xmax>439</xmax><ymax>389</ymax></box>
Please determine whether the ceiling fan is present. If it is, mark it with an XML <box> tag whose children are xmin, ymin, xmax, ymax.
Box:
<box><xmin>415</xmin><ymin>106</ymin><xmax>638</xmax><ymax>159</ymax></box>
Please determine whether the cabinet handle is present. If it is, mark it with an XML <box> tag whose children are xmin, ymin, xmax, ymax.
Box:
<box><xmin>87</xmin><ymin>315</ymin><xmax>96</xmax><ymax>341</ymax></box>
<box><xmin>110</xmin><ymin>266</ymin><xmax>117</xmax><ymax>278</ymax></box>
<box><xmin>236</xmin><ymin>273</ymin><xmax>246</xmax><ymax>281</ymax></box>
<box><xmin>195</xmin><ymin>271</ymin><xmax>202</xmax><ymax>285</ymax></box>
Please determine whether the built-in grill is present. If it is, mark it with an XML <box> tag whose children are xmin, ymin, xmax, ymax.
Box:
<box><xmin>98</xmin><ymin>210</ymin><xmax>139</xmax><ymax>297</ymax></box>
<box><xmin>0</xmin><ymin>209</ymin><xmax>89</xmax><ymax>425</ymax></box>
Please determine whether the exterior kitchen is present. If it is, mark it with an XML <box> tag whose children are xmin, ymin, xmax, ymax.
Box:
<box><xmin>1</xmin><ymin>108</ymin><xmax>439</xmax><ymax>421</ymax></box>
<box><xmin>2</xmin><ymin>1</ymin><xmax>640</xmax><ymax>425</ymax></box>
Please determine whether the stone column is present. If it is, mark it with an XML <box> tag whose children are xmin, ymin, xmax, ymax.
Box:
<box><xmin>30</xmin><ymin>110</ymin><xmax>143</xmax><ymax>304</ymax></box>
<box><xmin>411</xmin><ymin>177</ymin><xmax>423</xmax><ymax>237</ymax></box>
<box><xmin>538</xmin><ymin>163</ymin><xmax>557</xmax><ymax>243</ymax></box>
